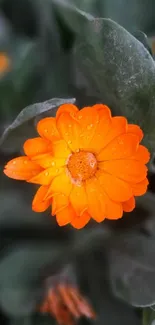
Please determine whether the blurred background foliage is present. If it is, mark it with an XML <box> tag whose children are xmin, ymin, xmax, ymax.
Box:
<box><xmin>0</xmin><ymin>0</ymin><xmax>155</xmax><ymax>325</ymax></box>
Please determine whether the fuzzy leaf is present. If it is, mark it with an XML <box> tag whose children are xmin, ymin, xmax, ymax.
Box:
<box><xmin>74</xmin><ymin>18</ymin><xmax>155</xmax><ymax>153</ymax></box>
<box><xmin>0</xmin><ymin>97</ymin><xmax>75</xmax><ymax>152</ymax></box>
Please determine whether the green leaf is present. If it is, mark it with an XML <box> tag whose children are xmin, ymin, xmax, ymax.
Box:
<box><xmin>133</xmin><ymin>31</ymin><xmax>152</xmax><ymax>56</ymax></box>
<box><xmin>107</xmin><ymin>230</ymin><xmax>155</xmax><ymax>307</ymax></box>
<box><xmin>0</xmin><ymin>97</ymin><xmax>75</xmax><ymax>152</ymax></box>
<box><xmin>52</xmin><ymin>0</ymin><xmax>93</xmax><ymax>35</ymax></box>
<box><xmin>74</xmin><ymin>18</ymin><xmax>155</xmax><ymax>153</ymax></box>
<box><xmin>143</xmin><ymin>307</ymin><xmax>155</xmax><ymax>325</ymax></box>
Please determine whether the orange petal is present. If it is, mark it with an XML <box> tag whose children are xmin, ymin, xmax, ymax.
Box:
<box><xmin>69</xmin><ymin>287</ymin><xmax>96</xmax><ymax>319</ymax></box>
<box><xmin>23</xmin><ymin>137</ymin><xmax>51</xmax><ymax>157</ymax></box>
<box><xmin>40</xmin><ymin>301</ymin><xmax>49</xmax><ymax>313</ymax></box>
<box><xmin>47</xmin><ymin>289</ymin><xmax>62</xmax><ymax>321</ymax></box>
<box><xmin>85</xmin><ymin>177</ymin><xmax>105</xmax><ymax>222</ymax></box>
<box><xmin>92</xmin><ymin>103</ymin><xmax>111</xmax><ymax>115</ymax></box>
<box><xmin>37</xmin><ymin>117</ymin><xmax>60</xmax><ymax>141</ymax></box>
<box><xmin>69</xmin><ymin>185</ymin><xmax>87</xmax><ymax>215</ymax></box>
<box><xmin>99</xmin><ymin>160</ymin><xmax>148</xmax><ymax>183</ymax></box>
<box><xmin>56</xmin><ymin>103</ymin><xmax>79</xmax><ymax>119</ymax></box>
<box><xmin>32</xmin><ymin>185</ymin><xmax>51</xmax><ymax>212</ymax></box>
<box><xmin>122</xmin><ymin>196</ymin><xmax>135</xmax><ymax>212</ymax></box>
<box><xmin>44</xmin><ymin>171</ymin><xmax>72</xmax><ymax>199</ymax></box>
<box><xmin>4</xmin><ymin>156</ymin><xmax>42</xmax><ymax>180</ymax></box>
<box><xmin>28</xmin><ymin>166</ymin><xmax>64</xmax><ymax>185</ymax></box>
<box><xmin>97</xmin><ymin>133</ymin><xmax>139</xmax><ymax>161</ymax></box>
<box><xmin>99</xmin><ymin>116</ymin><xmax>127</xmax><ymax>149</ymax></box>
<box><xmin>127</xmin><ymin>124</ymin><xmax>143</xmax><ymax>141</ymax></box>
<box><xmin>52</xmin><ymin>139</ymin><xmax>71</xmax><ymax>159</ymax></box>
<box><xmin>97</xmin><ymin>171</ymin><xmax>133</xmax><ymax>202</ymax></box>
<box><xmin>58</xmin><ymin>285</ymin><xmax>80</xmax><ymax>318</ymax></box>
<box><xmin>76</xmin><ymin>106</ymin><xmax>99</xmax><ymax>149</ymax></box>
<box><xmin>56</xmin><ymin>112</ymin><xmax>80</xmax><ymax>152</ymax></box>
<box><xmin>56</xmin><ymin>204</ymin><xmax>76</xmax><ymax>226</ymax></box>
<box><xmin>131</xmin><ymin>178</ymin><xmax>149</xmax><ymax>196</ymax></box>
<box><xmin>88</xmin><ymin>105</ymin><xmax>111</xmax><ymax>152</ymax></box>
<box><xmin>105</xmin><ymin>195</ymin><xmax>123</xmax><ymax>219</ymax></box>
<box><xmin>131</xmin><ymin>145</ymin><xmax>150</xmax><ymax>164</ymax></box>
<box><xmin>52</xmin><ymin>193</ymin><xmax>69</xmax><ymax>215</ymax></box>
<box><xmin>32</xmin><ymin>153</ymin><xmax>66</xmax><ymax>169</ymax></box>
<box><xmin>71</xmin><ymin>211</ymin><xmax>90</xmax><ymax>229</ymax></box>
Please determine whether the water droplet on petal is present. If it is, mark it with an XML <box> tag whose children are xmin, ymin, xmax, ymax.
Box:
<box><xmin>87</xmin><ymin>124</ymin><xmax>93</xmax><ymax>130</ymax></box>
<box><xmin>68</xmin><ymin>140</ymin><xmax>72</xmax><ymax>145</ymax></box>
<box><xmin>51</xmin><ymin>161</ymin><xmax>55</xmax><ymax>166</ymax></box>
<box><xmin>78</xmin><ymin>115</ymin><xmax>82</xmax><ymax>119</ymax></box>
<box><xmin>65</xmin><ymin>132</ymin><xmax>69</xmax><ymax>136</ymax></box>
<box><xmin>44</xmin><ymin>129</ymin><xmax>48</xmax><ymax>133</ymax></box>
<box><xmin>68</xmin><ymin>124</ymin><xmax>72</xmax><ymax>128</ymax></box>
<box><xmin>45</xmin><ymin>171</ymin><xmax>49</xmax><ymax>176</ymax></box>
<box><xmin>24</xmin><ymin>160</ymin><xmax>28</xmax><ymax>164</ymax></box>
<box><xmin>56</xmin><ymin>169</ymin><xmax>59</xmax><ymax>173</ymax></box>
<box><xmin>12</xmin><ymin>161</ymin><xmax>16</xmax><ymax>165</ymax></box>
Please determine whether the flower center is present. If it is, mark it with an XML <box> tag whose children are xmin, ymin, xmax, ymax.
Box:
<box><xmin>67</xmin><ymin>151</ymin><xmax>97</xmax><ymax>182</ymax></box>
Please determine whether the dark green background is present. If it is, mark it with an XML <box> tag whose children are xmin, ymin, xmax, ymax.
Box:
<box><xmin>0</xmin><ymin>1</ymin><xmax>155</xmax><ymax>324</ymax></box>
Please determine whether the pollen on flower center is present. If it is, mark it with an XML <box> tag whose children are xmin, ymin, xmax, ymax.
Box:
<box><xmin>67</xmin><ymin>151</ymin><xmax>97</xmax><ymax>181</ymax></box>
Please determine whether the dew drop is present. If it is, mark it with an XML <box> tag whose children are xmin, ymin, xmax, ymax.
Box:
<box><xmin>45</xmin><ymin>171</ymin><xmax>49</xmax><ymax>176</ymax></box>
<box><xmin>78</xmin><ymin>115</ymin><xmax>82</xmax><ymax>119</ymax></box>
<box><xmin>87</xmin><ymin>124</ymin><xmax>93</xmax><ymax>130</ymax></box>
<box><xmin>65</xmin><ymin>132</ymin><xmax>69</xmax><ymax>136</ymax></box>
<box><xmin>68</xmin><ymin>140</ymin><xmax>72</xmax><ymax>145</ymax></box>
<box><xmin>51</xmin><ymin>161</ymin><xmax>55</xmax><ymax>166</ymax></box>
<box><xmin>44</xmin><ymin>129</ymin><xmax>48</xmax><ymax>133</ymax></box>
<box><xmin>24</xmin><ymin>160</ymin><xmax>28</xmax><ymax>164</ymax></box>
<box><xmin>56</xmin><ymin>169</ymin><xmax>59</xmax><ymax>173</ymax></box>
<box><xmin>12</xmin><ymin>160</ymin><xmax>16</xmax><ymax>165</ymax></box>
<box><xmin>68</xmin><ymin>124</ymin><xmax>72</xmax><ymax>128</ymax></box>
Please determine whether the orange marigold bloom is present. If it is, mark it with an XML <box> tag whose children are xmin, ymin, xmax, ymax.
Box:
<box><xmin>4</xmin><ymin>103</ymin><xmax>150</xmax><ymax>228</ymax></box>
<box><xmin>40</xmin><ymin>282</ymin><xmax>96</xmax><ymax>325</ymax></box>
<box><xmin>0</xmin><ymin>52</ymin><xmax>10</xmax><ymax>74</ymax></box>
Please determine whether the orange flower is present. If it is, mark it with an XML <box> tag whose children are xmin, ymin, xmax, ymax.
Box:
<box><xmin>4</xmin><ymin>103</ymin><xmax>150</xmax><ymax>228</ymax></box>
<box><xmin>40</xmin><ymin>282</ymin><xmax>96</xmax><ymax>325</ymax></box>
<box><xmin>0</xmin><ymin>53</ymin><xmax>10</xmax><ymax>74</ymax></box>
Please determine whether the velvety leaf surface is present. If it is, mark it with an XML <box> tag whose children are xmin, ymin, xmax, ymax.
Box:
<box><xmin>74</xmin><ymin>18</ymin><xmax>155</xmax><ymax>153</ymax></box>
<box><xmin>0</xmin><ymin>98</ymin><xmax>75</xmax><ymax>152</ymax></box>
